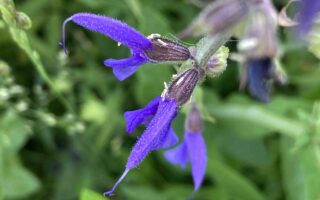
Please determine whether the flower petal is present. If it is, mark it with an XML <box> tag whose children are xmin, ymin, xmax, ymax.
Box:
<box><xmin>124</xmin><ymin>96</ymin><xmax>161</xmax><ymax>133</ymax></box>
<box><xmin>164</xmin><ymin>141</ymin><xmax>189</xmax><ymax>169</ymax></box>
<box><xmin>126</xmin><ymin>99</ymin><xmax>178</xmax><ymax>170</ymax></box>
<box><xmin>104</xmin><ymin>168</ymin><xmax>130</xmax><ymax>197</ymax></box>
<box><xmin>247</xmin><ymin>58</ymin><xmax>272</xmax><ymax>102</ymax></box>
<box><xmin>298</xmin><ymin>0</ymin><xmax>320</xmax><ymax>35</ymax></box>
<box><xmin>66</xmin><ymin>13</ymin><xmax>152</xmax><ymax>51</ymax></box>
<box><xmin>161</xmin><ymin>127</ymin><xmax>179</xmax><ymax>149</ymax></box>
<box><xmin>185</xmin><ymin>132</ymin><xmax>207</xmax><ymax>191</ymax></box>
<box><xmin>104</xmin><ymin>55</ymin><xmax>147</xmax><ymax>80</ymax></box>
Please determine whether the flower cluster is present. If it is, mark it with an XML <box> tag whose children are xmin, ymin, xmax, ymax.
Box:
<box><xmin>61</xmin><ymin>12</ymin><xmax>215</xmax><ymax>196</ymax></box>
<box><xmin>60</xmin><ymin>0</ymin><xmax>318</xmax><ymax>196</ymax></box>
<box><xmin>105</xmin><ymin>67</ymin><xmax>205</xmax><ymax>196</ymax></box>
<box><xmin>180</xmin><ymin>0</ymin><xmax>287</xmax><ymax>102</ymax></box>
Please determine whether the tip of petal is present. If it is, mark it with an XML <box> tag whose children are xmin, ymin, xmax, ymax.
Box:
<box><xmin>164</xmin><ymin>142</ymin><xmax>189</xmax><ymax>169</ymax></box>
<box><xmin>60</xmin><ymin>16</ymin><xmax>73</xmax><ymax>55</ymax></box>
<box><xmin>58</xmin><ymin>42</ymin><xmax>68</xmax><ymax>55</ymax></box>
<box><xmin>104</xmin><ymin>56</ymin><xmax>147</xmax><ymax>80</ymax></box>
<box><xmin>104</xmin><ymin>169</ymin><xmax>130</xmax><ymax>197</ymax></box>
<box><xmin>112</xmin><ymin>66</ymin><xmax>138</xmax><ymax>81</ymax></box>
<box><xmin>103</xmin><ymin>191</ymin><xmax>115</xmax><ymax>197</ymax></box>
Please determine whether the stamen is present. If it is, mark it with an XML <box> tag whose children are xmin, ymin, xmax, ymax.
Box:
<box><xmin>157</xmin><ymin>39</ymin><xmax>168</xmax><ymax>46</ymax></box>
<box><xmin>104</xmin><ymin>169</ymin><xmax>130</xmax><ymax>197</ymax></box>
<box><xmin>59</xmin><ymin>17</ymin><xmax>73</xmax><ymax>55</ymax></box>
<box><xmin>147</xmin><ymin>33</ymin><xmax>161</xmax><ymax>39</ymax></box>
<box><xmin>161</xmin><ymin>82</ymin><xmax>168</xmax><ymax>100</ymax></box>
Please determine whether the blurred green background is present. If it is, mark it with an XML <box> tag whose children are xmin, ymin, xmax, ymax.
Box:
<box><xmin>1</xmin><ymin>0</ymin><xmax>320</xmax><ymax>199</ymax></box>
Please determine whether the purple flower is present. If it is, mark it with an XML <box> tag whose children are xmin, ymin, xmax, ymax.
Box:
<box><xmin>236</xmin><ymin>0</ymin><xmax>281</xmax><ymax>102</ymax></box>
<box><xmin>104</xmin><ymin>97</ymin><xmax>178</xmax><ymax>197</ymax></box>
<box><xmin>61</xmin><ymin>13</ymin><xmax>190</xmax><ymax>81</ymax></box>
<box><xmin>247</xmin><ymin>57</ymin><xmax>272</xmax><ymax>103</ymax></box>
<box><xmin>298</xmin><ymin>0</ymin><xmax>320</xmax><ymax>36</ymax></box>
<box><xmin>104</xmin><ymin>68</ymin><xmax>202</xmax><ymax>196</ymax></box>
<box><xmin>165</xmin><ymin>105</ymin><xmax>207</xmax><ymax>191</ymax></box>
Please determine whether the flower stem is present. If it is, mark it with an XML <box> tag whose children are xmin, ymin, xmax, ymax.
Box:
<box><xmin>195</xmin><ymin>32</ymin><xmax>232</xmax><ymax>68</ymax></box>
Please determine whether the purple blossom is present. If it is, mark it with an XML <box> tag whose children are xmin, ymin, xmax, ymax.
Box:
<box><xmin>61</xmin><ymin>13</ymin><xmax>190</xmax><ymax>81</ymax></box>
<box><xmin>247</xmin><ymin>57</ymin><xmax>272</xmax><ymax>103</ymax></box>
<box><xmin>298</xmin><ymin>0</ymin><xmax>320</xmax><ymax>36</ymax></box>
<box><xmin>104</xmin><ymin>97</ymin><xmax>179</xmax><ymax>196</ymax></box>
<box><xmin>236</xmin><ymin>0</ymin><xmax>279</xmax><ymax>102</ymax></box>
<box><xmin>165</xmin><ymin>105</ymin><xmax>207</xmax><ymax>191</ymax></box>
<box><xmin>104</xmin><ymin>68</ymin><xmax>202</xmax><ymax>196</ymax></box>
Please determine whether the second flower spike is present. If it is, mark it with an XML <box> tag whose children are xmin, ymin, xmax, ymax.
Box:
<box><xmin>61</xmin><ymin>13</ymin><xmax>191</xmax><ymax>81</ymax></box>
<box><xmin>104</xmin><ymin>67</ymin><xmax>203</xmax><ymax>196</ymax></box>
<box><xmin>165</xmin><ymin>104</ymin><xmax>207</xmax><ymax>191</ymax></box>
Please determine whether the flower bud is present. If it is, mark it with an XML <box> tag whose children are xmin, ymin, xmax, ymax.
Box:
<box><xmin>144</xmin><ymin>34</ymin><xmax>191</xmax><ymax>63</ymax></box>
<box><xmin>165</xmin><ymin>67</ymin><xmax>203</xmax><ymax>106</ymax></box>
<box><xmin>185</xmin><ymin>104</ymin><xmax>203</xmax><ymax>133</ymax></box>
<box><xmin>179</xmin><ymin>0</ymin><xmax>249</xmax><ymax>37</ymax></box>
<box><xmin>190</xmin><ymin>46</ymin><xmax>229</xmax><ymax>77</ymax></box>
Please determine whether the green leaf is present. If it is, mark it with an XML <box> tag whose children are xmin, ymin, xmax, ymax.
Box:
<box><xmin>208</xmin><ymin>101</ymin><xmax>305</xmax><ymax>138</ymax></box>
<box><xmin>281</xmin><ymin>136</ymin><xmax>320</xmax><ymax>200</ymax></box>
<box><xmin>3</xmin><ymin>162</ymin><xmax>40</xmax><ymax>199</ymax></box>
<box><xmin>0</xmin><ymin>110</ymin><xmax>30</xmax><ymax>152</ymax></box>
<box><xmin>0</xmin><ymin>0</ymin><xmax>71</xmax><ymax>110</ymax></box>
<box><xmin>135</xmin><ymin>64</ymin><xmax>172</xmax><ymax>105</ymax></box>
<box><xmin>80</xmin><ymin>189</ymin><xmax>109</xmax><ymax>200</ymax></box>
<box><xmin>207</xmin><ymin>159</ymin><xmax>265</xmax><ymax>200</ymax></box>
<box><xmin>218</xmin><ymin>133</ymin><xmax>269</xmax><ymax>167</ymax></box>
<box><xmin>122</xmin><ymin>185</ymin><xmax>165</xmax><ymax>200</ymax></box>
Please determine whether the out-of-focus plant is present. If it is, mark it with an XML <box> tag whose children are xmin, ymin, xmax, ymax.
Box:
<box><xmin>0</xmin><ymin>0</ymin><xmax>320</xmax><ymax>199</ymax></box>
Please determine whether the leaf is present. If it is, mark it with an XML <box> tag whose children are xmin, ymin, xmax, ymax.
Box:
<box><xmin>218</xmin><ymin>133</ymin><xmax>269</xmax><ymax>167</ymax></box>
<box><xmin>281</xmin><ymin>136</ymin><xmax>320</xmax><ymax>200</ymax></box>
<box><xmin>0</xmin><ymin>110</ymin><xmax>30</xmax><ymax>152</ymax></box>
<box><xmin>80</xmin><ymin>189</ymin><xmax>109</xmax><ymax>200</ymax></box>
<box><xmin>3</xmin><ymin>162</ymin><xmax>40</xmax><ymax>199</ymax></box>
<box><xmin>135</xmin><ymin>64</ymin><xmax>172</xmax><ymax>105</ymax></box>
<box><xmin>308</xmin><ymin>23</ymin><xmax>320</xmax><ymax>59</ymax></box>
<box><xmin>207</xmin><ymin>159</ymin><xmax>265</xmax><ymax>200</ymax></box>
<box><xmin>208</xmin><ymin>101</ymin><xmax>305</xmax><ymax>138</ymax></box>
<box><xmin>0</xmin><ymin>0</ymin><xmax>71</xmax><ymax>110</ymax></box>
<box><xmin>163</xmin><ymin>183</ymin><xmax>229</xmax><ymax>200</ymax></box>
<box><xmin>122</xmin><ymin>185</ymin><xmax>165</xmax><ymax>200</ymax></box>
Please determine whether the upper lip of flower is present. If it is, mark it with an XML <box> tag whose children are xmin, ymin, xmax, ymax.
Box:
<box><xmin>61</xmin><ymin>13</ymin><xmax>192</xmax><ymax>81</ymax></box>
<box><xmin>60</xmin><ymin>13</ymin><xmax>153</xmax><ymax>80</ymax></box>
<box><xmin>164</xmin><ymin>105</ymin><xmax>207</xmax><ymax>191</ymax></box>
<box><xmin>61</xmin><ymin>13</ymin><xmax>153</xmax><ymax>54</ymax></box>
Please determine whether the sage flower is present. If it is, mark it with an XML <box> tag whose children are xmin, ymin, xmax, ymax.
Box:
<box><xmin>104</xmin><ymin>68</ymin><xmax>203</xmax><ymax>196</ymax></box>
<box><xmin>237</xmin><ymin>0</ymin><xmax>279</xmax><ymax>102</ymax></box>
<box><xmin>165</xmin><ymin>104</ymin><xmax>207</xmax><ymax>191</ymax></box>
<box><xmin>61</xmin><ymin>13</ymin><xmax>191</xmax><ymax>80</ymax></box>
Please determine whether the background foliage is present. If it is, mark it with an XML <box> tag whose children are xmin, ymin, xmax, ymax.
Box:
<box><xmin>0</xmin><ymin>0</ymin><xmax>320</xmax><ymax>200</ymax></box>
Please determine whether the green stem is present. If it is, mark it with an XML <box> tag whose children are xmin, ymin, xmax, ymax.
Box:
<box><xmin>195</xmin><ymin>32</ymin><xmax>232</xmax><ymax>68</ymax></box>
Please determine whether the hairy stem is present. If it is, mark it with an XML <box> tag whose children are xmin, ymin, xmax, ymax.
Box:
<box><xmin>196</xmin><ymin>32</ymin><xmax>232</xmax><ymax>68</ymax></box>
